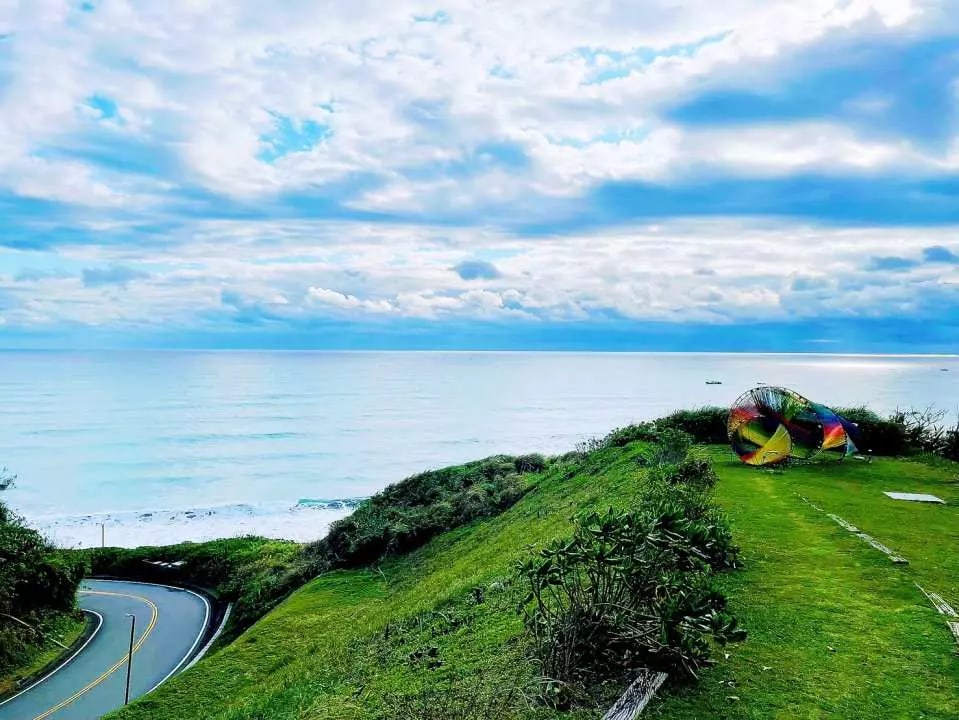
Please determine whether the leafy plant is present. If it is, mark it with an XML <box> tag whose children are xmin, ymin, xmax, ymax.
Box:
<box><xmin>834</xmin><ymin>406</ymin><xmax>908</xmax><ymax>456</ymax></box>
<box><xmin>0</xmin><ymin>472</ymin><xmax>84</xmax><ymax>676</ymax></box>
<box><xmin>639</xmin><ymin>428</ymin><xmax>694</xmax><ymax>467</ymax></box>
<box><xmin>517</xmin><ymin>451</ymin><xmax>742</xmax><ymax>708</ymax></box>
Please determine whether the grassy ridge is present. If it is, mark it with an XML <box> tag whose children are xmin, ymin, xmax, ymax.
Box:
<box><xmin>88</xmin><ymin>454</ymin><xmax>541</xmax><ymax>641</ymax></box>
<box><xmin>115</xmin><ymin>446</ymin><xmax>959</xmax><ymax>719</ymax></box>
<box><xmin>111</xmin><ymin>442</ymin><xmax>652</xmax><ymax>719</ymax></box>
<box><xmin>110</xmin><ymin>439</ymin><xmax>959</xmax><ymax>719</ymax></box>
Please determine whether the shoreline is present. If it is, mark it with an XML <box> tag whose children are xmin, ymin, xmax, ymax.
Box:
<box><xmin>28</xmin><ymin>499</ymin><xmax>361</xmax><ymax>549</ymax></box>
<box><xmin>2</xmin><ymin>349</ymin><xmax>958</xmax><ymax>357</ymax></box>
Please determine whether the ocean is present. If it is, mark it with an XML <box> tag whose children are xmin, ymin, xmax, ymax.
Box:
<box><xmin>1</xmin><ymin>351</ymin><xmax>956</xmax><ymax>548</ymax></box>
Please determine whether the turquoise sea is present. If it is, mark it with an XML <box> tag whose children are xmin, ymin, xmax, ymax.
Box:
<box><xmin>1</xmin><ymin>351</ymin><xmax>956</xmax><ymax>546</ymax></box>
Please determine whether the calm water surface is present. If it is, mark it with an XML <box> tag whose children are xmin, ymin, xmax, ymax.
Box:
<box><xmin>1</xmin><ymin>352</ymin><xmax>956</xmax><ymax>536</ymax></box>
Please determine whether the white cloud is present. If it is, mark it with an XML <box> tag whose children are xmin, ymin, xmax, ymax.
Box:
<box><xmin>0</xmin><ymin>0</ymin><xmax>952</xmax><ymax>207</ymax></box>
<box><xmin>307</xmin><ymin>286</ymin><xmax>394</xmax><ymax>313</ymax></box>
<box><xmin>1</xmin><ymin>0</ymin><xmax>957</xmax><ymax>339</ymax></box>
<box><xmin>3</xmin><ymin>217</ymin><xmax>958</xmax><ymax>330</ymax></box>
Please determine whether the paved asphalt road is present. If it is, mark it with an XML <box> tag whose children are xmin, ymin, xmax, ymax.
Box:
<box><xmin>0</xmin><ymin>579</ymin><xmax>210</xmax><ymax>720</ymax></box>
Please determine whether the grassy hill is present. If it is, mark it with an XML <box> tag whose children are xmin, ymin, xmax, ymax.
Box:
<box><xmin>109</xmin><ymin>439</ymin><xmax>959</xmax><ymax>719</ymax></box>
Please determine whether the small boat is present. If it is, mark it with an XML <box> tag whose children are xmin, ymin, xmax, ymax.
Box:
<box><xmin>705</xmin><ymin>380</ymin><xmax>723</xmax><ymax>385</ymax></box>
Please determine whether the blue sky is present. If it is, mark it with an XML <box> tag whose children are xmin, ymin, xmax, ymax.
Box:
<box><xmin>0</xmin><ymin>0</ymin><xmax>958</xmax><ymax>351</ymax></box>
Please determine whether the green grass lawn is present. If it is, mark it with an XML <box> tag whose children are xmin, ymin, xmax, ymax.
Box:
<box><xmin>0</xmin><ymin>612</ymin><xmax>88</xmax><ymax>697</ymax></box>
<box><xmin>112</xmin><ymin>447</ymin><xmax>959</xmax><ymax>719</ymax></box>
<box><xmin>649</xmin><ymin>451</ymin><xmax>959</xmax><ymax>719</ymax></box>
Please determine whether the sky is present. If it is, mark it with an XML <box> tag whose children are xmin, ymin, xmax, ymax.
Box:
<box><xmin>0</xmin><ymin>0</ymin><xmax>958</xmax><ymax>352</ymax></box>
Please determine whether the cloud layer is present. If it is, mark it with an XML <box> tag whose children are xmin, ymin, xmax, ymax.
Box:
<box><xmin>0</xmin><ymin>0</ymin><xmax>957</xmax><ymax>349</ymax></box>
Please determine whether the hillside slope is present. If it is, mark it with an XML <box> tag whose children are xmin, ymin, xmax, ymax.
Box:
<box><xmin>0</xmin><ymin>495</ymin><xmax>85</xmax><ymax>695</ymax></box>
<box><xmin>112</xmin><ymin>446</ymin><xmax>959</xmax><ymax>719</ymax></box>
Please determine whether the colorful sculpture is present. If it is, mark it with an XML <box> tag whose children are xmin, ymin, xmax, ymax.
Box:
<box><xmin>728</xmin><ymin>386</ymin><xmax>858</xmax><ymax>466</ymax></box>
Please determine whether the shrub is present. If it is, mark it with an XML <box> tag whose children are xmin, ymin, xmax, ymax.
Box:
<box><xmin>835</xmin><ymin>406</ymin><xmax>907</xmax><ymax>456</ymax></box>
<box><xmin>314</xmin><ymin>455</ymin><xmax>535</xmax><ymax>570</ymax></box>
<box><xmin>585</xmin><ymin>408</ymin><xmax>728</xmax><ymax>457</ymax></box>
<box><xmin>647</xmin><ymin>452</ymin><xmax>718</xmax><ymax>492</ymax></box>
<box><xmin>518</xmin><ymin>509</ymin><xmax>742</xmax><ymax>708</ymax></box>
<box><xmin>0</xmin><ymin>492</ymin><xmax>84</xmax><ymax>675</ymax></box>
<box><xmin>890</xmin><ymin>407</ymin><xmax>959</xmax><ymax>460</ymax></box>
<box><xmin>657</xmin><ymin>407</ymin><xmax>730</xmax><ymax>444</ymax></box>
<box><xmin>513</xmin><ymin>454</ymin><xmax>547</xmax><ymax>473</ymax></box>
<box><xmin>602</xmin><ymin>423</ymin><xmax>659</xmax><ymax>448</ymax></box>
<box><xmin>518</xmin><ymin>451</ymin><xmax>741</xmax><ymax>708</ymax></box>
<box><xmin>640</xmin><ymin>428</ymin><xmax>694</xmax><ymax>467</ymax></box>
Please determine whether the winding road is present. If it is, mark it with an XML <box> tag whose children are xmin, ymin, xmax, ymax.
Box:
<box><xmin>0</xmin><ymin>580</ymin><xmax>211</xmax><ymax>720</ymax></box>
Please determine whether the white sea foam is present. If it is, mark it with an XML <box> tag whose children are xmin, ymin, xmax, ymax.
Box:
<box><xmin>29</xmin><ymin>499</ymin><xmax>363</xmax><ymax>549</ymax></box>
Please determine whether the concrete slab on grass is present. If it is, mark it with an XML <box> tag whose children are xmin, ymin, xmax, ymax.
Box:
<box><xmin>883</xmin><ymin>492</ymin><xmax>945</xmax><ymax>504</ymax></box>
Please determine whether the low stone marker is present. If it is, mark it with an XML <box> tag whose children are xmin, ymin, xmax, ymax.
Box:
<box><xmin>603</xmin><ymin>670</ymin><xmax>668</xmax><ymax>720</ymax></box>
<box><xmin>883</xmin><ymin>492</ymin><xmax>945</xmax><ymax>504</ymax></box>
<box><xmin>917</xmin><ymin>586</ymin><xmax>958</xmax><ymax>618</ymax></box>
<box><xmin>917</xmin><ymin>584</ymin><xmax>959</xmax><ymax>650</ymax></box>
<box><xmin>797</xmin><ymin>496</ymin><xmax>907</xmax><ymax>564</ymax></box>
<box><xmin>827</xmin><ymin>514</ymin><xmax>859</xmax><ymax>533</ymax></box>
<box><xmin>856</xmin><ymin>534</ymin><xmax>908</xmax><ymax>564</ymax></box>
<box><xmin>948</xmin><ymin>622</ymin><xmax>959</xmax><ymax>644</ymax></box>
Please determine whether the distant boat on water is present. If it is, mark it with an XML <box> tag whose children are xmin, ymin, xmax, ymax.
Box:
<box><xmin>705</xmin><ymin>380</ymin><xmax>723</xmax><ymax>385</ymax></box>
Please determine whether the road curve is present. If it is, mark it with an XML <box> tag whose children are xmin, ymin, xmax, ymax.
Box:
<box><xmin>0</xmin><ymin>579</ymin><xmax>210</xmax><ymax>720</ymax></box>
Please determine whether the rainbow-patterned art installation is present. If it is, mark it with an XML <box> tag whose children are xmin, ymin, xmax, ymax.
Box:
<box><xmin>727</xmin><ymin>386</ymin><xmax>859</xmax><ymax>466</ymax></box>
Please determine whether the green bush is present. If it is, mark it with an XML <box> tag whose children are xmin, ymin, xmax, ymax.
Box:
<box><xmin>648</xmin><ymin>452</ymin><xmax>719</xmax><ymax>491</ymax></box>
<box><xmin>657</xmin><ymin>407</ymin><xmax>730</xmax><ymax>444</ymax></box>
<box><xmin>835</xmin><ymin>407</ymin><xmax>907</xmax><ymax>456</ymax></box>
<box><xmin>518</xmin><ymin>448</ymin><xmax>741</xmax><ymax>708</ymax></box>
<box><xmin>316</xmin><ymin>455</ymin><xmax>534</xmax><ymax>569</ymax></box>
<box><xmin>640</xmin><ymin>428</ymin><xmax>694</xmax><ymax>467</ymax></box>
<box><xmin>602</xmin><ymin>423</ymin><xmax>659</xmax><ymax>448</ymax></box>
<box><xmin>0</xmin><ymin>497</ymin><xmax>84</xmax><ymax>676</ymax></box>
<box><xmin>590</xmin><ymin>408</ymin><xmax>728</xmax><ymax>456</ymax></box>
<box><xmin>891</xmin><ymin>408</ymin><xmax>959</xmax><ymax>460</ymax></box>
<box><xmin>513</xmin><ymin>454</ymin><xmax>547</xmax><ymax>473</ymax></box>
<box><xmin>836</xmin><ymin>406</ymin><xmax>959</xmax><ymax>460</ymax></box>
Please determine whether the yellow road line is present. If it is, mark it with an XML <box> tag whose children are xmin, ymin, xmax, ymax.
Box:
<box><xmin>32</xmin><ymin>590</ymin><xmax>159</xmax><ymax>720</ymax></box>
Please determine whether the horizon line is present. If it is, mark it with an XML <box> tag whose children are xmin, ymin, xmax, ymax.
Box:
<box><xmin>1</xmin><ymin>348</ymin><xmax>957</xmax><ymax>358</ymax></box>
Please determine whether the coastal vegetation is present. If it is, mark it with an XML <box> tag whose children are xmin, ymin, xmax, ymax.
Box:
<box><xmin>105</xmin><ymin>431</ymin><xmax>958</xmax><ymax>719</ymax></box>
<box><xmin>88</xmin><ymin>454</ymin><xmax>542</xmax><ymax>639</ymax></box>
<box><xmin>87</xmin><ymin>537</ymin><xmax>304</xmax><ymax>641</ymax></box>
<box><xmin>51</xmin><ymin>405</ymin><xmax>956</xmax><ymax>718</ymax></box>
<box><xmin>85</xmin><ymin>403</ymin><xmax>957</xmax><ymax>641</ymax></box>
<box><xmin>0</xmin><ymin>473</ymin><xmax>85</xmax><ymax>695</ymax></box>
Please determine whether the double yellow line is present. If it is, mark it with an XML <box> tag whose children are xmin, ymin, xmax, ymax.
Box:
<box><xmin>33</xmin><ymin>590</ymin><xmax>159</xmax><ymax>720</ymax></box>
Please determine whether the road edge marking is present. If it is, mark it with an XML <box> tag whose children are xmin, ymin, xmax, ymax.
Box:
<box><xmin>144</xmin><ymin>588</ymin><xmax>210</xmax><ymax>694</ymax></box>
<box><xmin>88</xmin><ymin>578</ymin><xmax>212</xmax><ymax>697</ymax></box>
<box><xmin>0</xmin><ymin>610</ymin><xmax>104</xmax><ymax>709</ymax></box>
<box><xmin>31</xmin><ymin>590</ymin><xmax>158</xmax><ymax>720</ymax></box>
<box><xmin>181</xmin><ymin>603</ymin><xmax>231</xmax><ymax>674</ymax></box>
<box><xmin>88</xmin><ymin>579</ymin><xmax>212</xmax><ymax>697</ymax></box>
